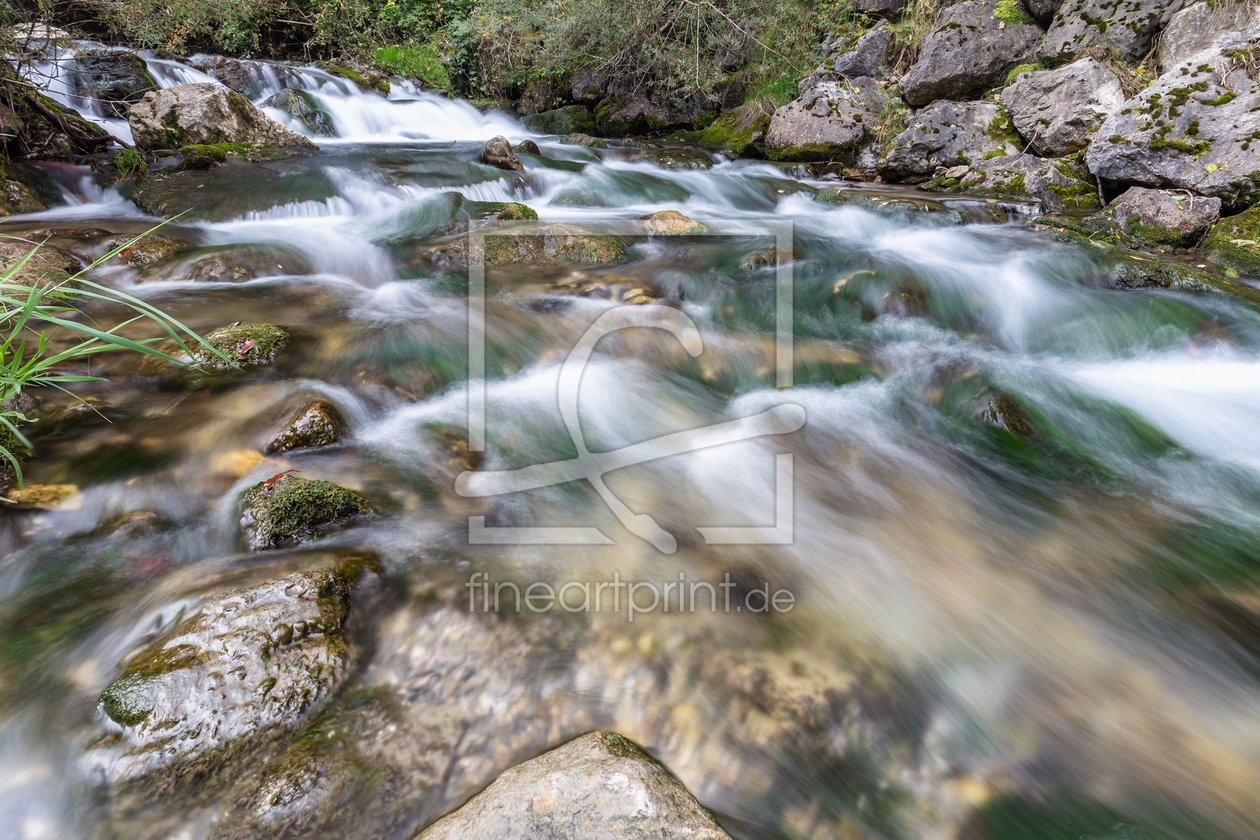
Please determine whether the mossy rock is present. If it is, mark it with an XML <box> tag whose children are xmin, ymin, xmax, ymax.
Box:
<box><xmin>813</xmin><ymin>188</ymin><xmax>881</xmax><ymax>209</ymax></box>
<box><xmin>319</xmin><ymin>62</ymin><xmax>390</xmax><ymax>95</ymax></box>
<box><xmin>137</xmin><ymin>244</ymin><xmax>312</xmax><ymax>284</ymax></box>
<box><xmin>193</xmin><ymin>322</ymin><xmax>289</xmax><ymax>372</ymax></box>
<box><xmin>560</xmin><ymin>133</ymin><xmax>607</xmax><ymax>149</ymax></box>
<box><xmin>0</xmin><ymin>240</ymin><xmax>78</xmax><ymax>288</ymax></box>
<box><xmin>265</xmin><ymin>400</ymin><xmax>345</xmax><ymax>454</ymax></box>
<box><xmin>0</xmin><ymin>180</ymin><xmax>49</xmax><ymax>216</ymax></box>
<box><xmin>425</xmin><ymin>224</ymin><xmax>626</xmax><ymax>270</ymax></box>
<box><xmin>238</xmin><ymin>475</ymin><xmax>373</xmax><ymax>551</ymax></box>
<box><xmin>262</xmin><ymin>89</ymin><xmax>335</xmax><ymax>136</ymax></box>
<box><xmin>1201</xmin><ymin>206</ymin><xmax>1260</xmax><ymax>276</ymax></box>
<box><xmin>93</xmin><ymin>568</ymin><xmax>354</xmax><ymax>784</ymax></box>
<box><xmin>101</xmin><ymin>233</ymin><xmax>189</xmax><ymax>267</ymax></box>
<box><xmin>640</xmin><ymin>210</ymin><xmax>708</xmax><ymax>235</ymax></box>
<box><xmin>523</xmin><ymin>105</ymin><xmax>596</xmax><ymax>135</ymax></box>
<box><xmin>695</xmin><ymin>108</ymin><xmax>771</xmax><ymax>156</ymax></box>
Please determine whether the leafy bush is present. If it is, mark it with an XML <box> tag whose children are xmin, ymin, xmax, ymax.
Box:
<box><xmin>374</xmin><ymin>43</ymin><xmax>450</xmax><ymax>89</ymax></box>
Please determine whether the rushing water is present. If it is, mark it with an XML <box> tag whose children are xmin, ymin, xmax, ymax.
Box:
<box><xmin>4</xmin><ymin>41</ymin><xmax>1260</xmax><ymax>840</ymax></box>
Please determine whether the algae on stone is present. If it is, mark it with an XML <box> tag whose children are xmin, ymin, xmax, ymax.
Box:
<box><xmin>238</xmin><ymin>475</ymin><xmax>372</xmax><ymax>550</ymax></box>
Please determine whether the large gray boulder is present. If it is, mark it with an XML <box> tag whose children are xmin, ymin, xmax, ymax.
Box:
<box><xmin>69</xmin><ymin>51</ymin><xmax>156</xmax><ymax>119</ymax></box>
<box><xmin>879</xmin><ymin>100</ymin><xmax>1021</xmax><ymax>182</ymax></box>
<box><xmin>1085</xmin><ymin>59</ymin><xmax>1260</xmax><ymax>208</ymax></box>
<box><xmin>799</xmin><ymin>26</ymin><xmax>894</xmax><ymax>92</ymax></box>
<box><xmin>128</xmin><ymin>83</ymin><xmax>318</xmax><ymax>150</ymax></box>
<box><xmin>765</xmin><ymin>77</ymin><xmax>884</xmax><ymax>162</ymax></box>
<box><xmin>957</xmin><ymin>153</ymin><xmax>1100</xmax><ymax>212</ymax></box>
<box><xmin>1002</xmin><ymin>58</ymin><xmax>1125</xmax><ymax>156</ymax></box>
<box><xmin>900</xmin><ymin>1</ymin><xmax>1041</xmax><ymax>106</ymax></box>
<box><xmin>1039</xmin><ymin>0</ymin><xmax>1185</xmax><ymax>63</ymax></box>
<box><xmin>92</xmin><ymin>569</ymin><xmax>353</xmax><ymax>783</ymax></box>
<box><xmin>415</xmin><ymin>732</ymin><xmax>733</xmax><ymax>840</ymax></box>
<box><xmin>1158</xmin><ymin>0</ymin><xmax>1260</xmax><ymax>71</ymax></box>
<box><xmin>1106</xmin><ymin>185</ymin><xmax>1221</xmax><ymax>247</ymax></box>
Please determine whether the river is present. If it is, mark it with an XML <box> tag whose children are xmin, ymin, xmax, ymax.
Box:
<box><xmin>1</xmin><ymin>41</ymin><xmax>1259</xmax><ymax>840</ymax></box>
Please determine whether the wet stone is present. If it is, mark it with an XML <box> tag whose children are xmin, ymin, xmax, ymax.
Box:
<box><xmin>265</xmin><ymin>400</ymin><xmax>345</xmax><ymax>454</ymax></box>
<box><xmin>640</xmin><ymin>210</ymin><xmax>708</xmax><ymax>235</ymax></box>
<box><xmin>196</xmin><ymin>322</ymin><xmax>290</xmax><ymax>371</ymax></box>
<box><xmin>91</xmin><ymin>569</ymin><xmax>354</xmax><ymax>784</ymax></box>
<box><xmin>238</xmin><ymin>474</ymin><xmax>373</xmax><ymax>551</ymax></box>
<box><xmin>482</xmin><ymin>135</ymin><xmax>523</xmax><ymax>172</ymax></box>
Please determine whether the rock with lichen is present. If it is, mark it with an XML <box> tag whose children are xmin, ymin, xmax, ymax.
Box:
<box><xmin>91</xmin><ymin>568</ymin><xmax>354</xmax><ymax>784</ymax></box>
<box><xmin>1002</xmin><ymin>58</ymin><xmax>1125</xmax><ymax>157</ymax></box>
<box><xmin>956</xmin><ymin>153</ymin><xmax>1100</xmax><ymax>212</ymax></box>
<box><xmin>266</xmin><ymin>400</ymin><xmax>345</xmax><ymax>454</ymax></box>
<box><xmin>878</xmin><ymin>101</ymin><xmax>1020</xmax><ymax>183</ymax></box>
<box><xmin>764</xmin><ymin>77</ymin><xmax>884</xmax><ymax>163</ymax></box>
<box><xmin>238</xmin><ymin>475</ymin><xmax>372</xmax><ymax>550</ymax></box>
<box><xmin>1040</xmin><ymin>0</ymin><xmax>1183</xmax><ymax>64</ymax></box>
<box><xmin>1201</xmin><ymin>205</ymin><xmax>1260</xmax><ymax>275</ymax></box>
<box><xmin>1104</xmin><ymin>186</ymin><xmax>1221</xmax><ymax>248</ymax></box>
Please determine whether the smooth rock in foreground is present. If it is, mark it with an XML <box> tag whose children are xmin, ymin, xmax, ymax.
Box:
<box><xmin>1106</xmin><ymin>186</ymin><xmax>1221</xmax><ymax>247</ymax></box>
<box><xmin>1002</xmin><ymin>58</ymin><xmax>1125</xmax><ymax>157</ymax></box>
<box><xmin>415</xmin><ymin>732</ymin><xmax>733</xmax><ymax>840</ymax></box>
<box><xmin>128</xmin><ymin>83</ymin><xmax>318</xmax><ymax>151</ymax></box>
<box><xmin>93</xmin><ymin>569</ymin><xmax>353</xmax><ymax>783</ymax></box>
<box><xmin>900</xmin><ymin>1</ymin><xmax>1041</xmax><ymax>107</ymax></box>
<box><xmin>482</xmin><ymin>135</ymin><xmax>523</xmax><ymax>172</ymax></box>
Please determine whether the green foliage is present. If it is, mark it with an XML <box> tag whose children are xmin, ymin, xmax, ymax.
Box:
<box><xmin>743</xmin><ymin>69</ymin><xmax>801</xmax><ymax>109</ymax></box>
<box><xmin>888</xmin><ymin>0</ymin><xmax>941</xmax><ymax>75</ymax></box>
<box><xmin>374</xmin><ymin>43</ymin><xmax>450</xmax><ymax>90</ymax></box>
<box><xmin>994</xmin><ymin>0</ymin><xmax>1032</xmax><ymax>25</ymax></box>
<box><xmin>0</xmin><ymin>229</ymin><xmax>223</xmax><ymax>489</ymax></box>
<box><xmin>112</xmin><ymin>148</ymin><xmax>144</xmax><ymax>177</ymax></box>
<box><xmin>1004</xmin><ymin>61</ymin><xmax>1042</xmax><ymax>86</ymax></box>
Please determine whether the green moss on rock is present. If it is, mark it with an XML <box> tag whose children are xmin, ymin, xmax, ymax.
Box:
<box><xmin>265</xmin><ymin>400</ymin><xmax>345</xmax><ymax>454</ymax></box>
<box><xmin>239</xmin><ymin>476</ymin><xmax>372</xmax><ymax>550</ymax></box>
<box><xmin>195</xmin><ymin>322</ymin><xmax>289</xmax><ymax>371</ymax></box>
<box><xmin>1201</xmin><ymin>206</ymin><xmax>1260</xmax><ymax>275</ymax></box>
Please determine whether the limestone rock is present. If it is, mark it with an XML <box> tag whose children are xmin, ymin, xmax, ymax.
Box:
<box><xmin>127</xmin><ymin>84</ymin><xmax>319</xmax><ymax>151</ymax></box>
<box><xmin>238</xmin><ymin>475</ymin><xmax>372</xmax><ymax>551</ymax></box>
<box><xmin>523</xmin><ymin>105</ymin><xmax>596</xmax><ymax>135</ymax></box>
<box><xmin>482</xmin><ymin>135</ymin><xmax>523</xmax><ymax>172</ymax></box>
<box><xmin>1201</xmin><ymin>205</ymin><xmax>1260</xmax><ymax>274</ymax></box>
<box><xmin>900</xmin><ymin>2</ymin><xmax>1041</xmax><ymax>107</ymax></box>
<box><xmin>799</xmin><ymin>26</ymin><xmax>893</xmax><ymax>92</ymax></box>
<box><xmin>958</xmin><ymin>153</ymin><xmax>1101</xmax><ymax>212</ymax></box>
<box><xmin>1158</xmin><ymin>1</ymin><xmax>1260</xmax><ymax>72</ymax></box>
<box><xmin>415</xmin><ymin>732</ymin><xmax>733</xmax><ymax>840</ymax></box>
<box><xmin>879</xmin><ymin>101</ymin><xmax>1020</xmax><ymax>182</ymax></box>
<box><xmin>765</xmin><ymin>77</ymin><xmax>884</xmax><ymax>162</ymax></box>
<box><xmin>265</xmin><ymin>400</ymin><xmax>345</xmax><ymax>454</ymax></box>
<box><xmin>92</xmin><ymin>569</ymin><xmax>354</xmax><ymax>783</ymax></box>
<box><xmin>1106</xmin><ymin>185</ymin><xmax>1221</xmax><ymax>247</ymax></box>
<box><xmin>1002</xmin><ymin>58</ymin><xmax>1125</xmax><ymax>156</ymax></box>
<box><xmin>1085</xmin><ymin>59</ymin><xmax>1260</xmax><ymax>208</ymax></box>
<box><xmin>1040</xmin><ymin>0</ymin><xmax>1184</xmax><ymax>63</ymax></box>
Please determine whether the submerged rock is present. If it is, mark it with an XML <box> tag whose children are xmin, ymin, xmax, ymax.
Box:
<box><xmin>515</xmin><ymin>139</ymin><xmax>541</xmax><ymax>156</ymax></box>
<box><xmin>416</xmin><ymin>732</ymin><xmax>733</xmax><ymax>840</ymax></box>
<box><xmin>1002</xmin><ymin>58</ymin><xmax>1125</xmax><ymax>157</ymax></box>
<box><xmin>238</xmin><ymin>475</ymin><xmax>372</xmax><ymax>550</ymax></box>
<box><xmin>523</xmin><ymin>105</ymin><xmax>596</xmax><ymax>135</ymax></box>
<box><xmin>482</xmin><ymin>135</ymin><xmax>523</xmax><ymax>172</ymax></box>
<box><xmin>128</xmin><ymin>84</ymin><xmax>319</xmax><ymax>151</ymax></box>
<box><xmin>137</xmin><ymin>244</ymin><xmax>311</xmax><ymax>283</ymax></box>
<box><xmin>93</xmin><ymin>568</ymin><xmax>354</xmax><ymax>783</ymax></box>
<box><xmin>879</xmin><ymin>101</ymin><xmax>1020</xmax><ymax>182</ymax></box>
<box><xmin>1085</xmin><ymin>57</ymin><xmax>1260</xmax><ymax>208</ymax></box>
<box><xmin>1041</xmin><ymin>0</ymin><xmax>1181</xmax><ymax>63</ymax></box>
<box><xmin>424</xmin><ymin>224</ymin><xmax>626</xmax><ymax>270</ymax></box>
<box><xmin>900</xmin><ymin>1</ymin><xmax>1041</xmax><ymax>107</ymax></box>
<box><xmin>765</xmin><ymin>77</ymin><xmax>884</xmax><ymax>163</ymax></box>
<box><xmin>194</xmin><ymin>322</ymin><xmax>290</xmax><ymax>371</ymax></box>
<box><xmin>1201</xmin><ymin>205</ymin><xmax>1260</xmax><ymax>274</ymax></box>
<box><xmin>262</xmin><ymin>89</ymin><xmax>334</xmax><ymax>136</ymax></box>
<box><xmin>265</xmin><ymin>400</ymin><xmax>345</xmax><ymax>454</ymax></box>
<box><xmin>640</xmin><ymin>210</ymin><xmax>708</xmax><ymax>235</ymax></box>
<box><xmin>1106</xmin><ymin>186</ymin><xmax>1221</xmax><ymax>247</ymax></box>
<box><xmin>101</xmin><ymin>233</ymin><xmax>189</xmax><ymax>267</ymax></box>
